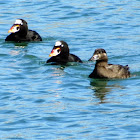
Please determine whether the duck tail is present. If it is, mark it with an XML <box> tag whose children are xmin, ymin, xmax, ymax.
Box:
<box><xmin>125</xmin><ymin>65</ymin><xmax>129</xmax><ymax>70</ymax></box>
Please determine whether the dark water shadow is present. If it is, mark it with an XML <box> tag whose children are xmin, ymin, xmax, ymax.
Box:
<box><xmin>4</xmin><ymin>40</ymin><xmax>44</xmax><ymax>48</ymax></box>
<box><xmin>90</xmin><ymin>79</ymin><xmax>123</xmax><ymax>103</ymax></box>
<box><xmin>90</xmin><ymin>79</ymin><xmax>110</xmax><ymax>103</ymax></box>
<box><xmin>4</xmin><ymin>41</ymin><xmax>29</xmax><ymax>48</ymax></box>
<box><xmin>13</xmin><ymin>42</ymin><xmax>29</xmax><ymax>47</ymax></box>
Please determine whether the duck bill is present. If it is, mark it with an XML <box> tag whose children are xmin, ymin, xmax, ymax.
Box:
<box><xmin>88</xmin><ymin>54</ymin><xmax>99</xmax><ymax>61</ymax></box>
<box><xmin>88</xmin><ymin>56</ymin><xmax>94</xmax><ymax>61</ymax></box>
<box><xmin>49</xmin><ymin>47</ymin><xmax>61</xmax><ymax>57</ymax></box>
<box><xmin>8</xmin><ymin>25</ymin><xmax>20</xmax><ymax>33</ymax></box>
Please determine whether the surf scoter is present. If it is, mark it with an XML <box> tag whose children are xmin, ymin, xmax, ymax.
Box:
<box><xmin>5</xmin><ymin>19</ymin><xmax>42</xmax><ymax>42</ymax></box>
<box><xmin>88</xmin><ymin>48</ymin><xmax>130</xmax><ymax>79</ymax></box>
<box><xmin>46</xmin><ymin>41</ymin><xmax>82</xmax><ymax>64</ymax></box>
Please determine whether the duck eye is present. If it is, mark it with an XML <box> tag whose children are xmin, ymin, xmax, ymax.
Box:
<box><xmin>16</xmin><ymin>27</ymin><xmax>20</xmax><ymax>30</ymax></box>
<box><xmin>57</xmin><ymin>49</ymin><xmax>60</xmax><ymax>53</ymax></box>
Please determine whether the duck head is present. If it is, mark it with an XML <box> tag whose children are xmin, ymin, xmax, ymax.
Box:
<box><xmin>89</xmin><ymin>48</ymin><xmax>108</xmax><ymax>61</ymax></box>
<box><xmin>49</xmin><ymin>41</ymin><xmax>69</xmax><ymax>57</ymax></box>
<box><xmin>8</xmin><ymin>19</ymin><xmax>28</xmax><ymax>35</ymax></box>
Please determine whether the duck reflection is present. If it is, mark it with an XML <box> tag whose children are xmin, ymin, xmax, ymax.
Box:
<box><xmin>5</xmin><ymin>41</ymin><xmax>28</xmax><ymax>48</ymax></box>
<box><xmin>90</xmin><ymin>79</ymin><xmax>109</xmax><ymax>103</ymax></box>
<box><xmin>49</xmin><ymin>65</ymin><xmax>66</xmax><ymax>77</ymax></box>
<box><xmin>9</xmin><ymin>42</ymin><xmax>28</xmax><ymax>56</ymax></box>
<box><xmin>90</xmin><ymin>79</ymin><xmax>123</xmax><ymax>103</ymax></box>
<box><xmin>14</xmin><ymin>42</ymin><xmax>28</xmax><ymax>48</ymax></box>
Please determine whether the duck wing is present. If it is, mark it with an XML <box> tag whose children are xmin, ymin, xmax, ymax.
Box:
<box><xmin>106</xmin><ymin>64</ymin><xmax>130</xmax><ymax>78</ymax></box>
<box><xmin>68</xmin><ymin>54</ymin><xmax>83</xmax><ymax>63</ymax></box>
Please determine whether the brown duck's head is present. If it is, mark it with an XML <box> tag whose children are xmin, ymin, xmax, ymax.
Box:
<box><xmin>89</xmin><ymin>48</ymin><xmax>108</xmax><ymax>61</ymax></box>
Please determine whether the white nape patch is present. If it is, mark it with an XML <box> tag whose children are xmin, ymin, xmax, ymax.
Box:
<box><xmin>14</xmin><ymin>19</ymin><xmax>23</xmax><ymax>25</ymax></box>
<box><xmin>55</xmin><ymin>41</ymin><xmax>62</xmax><ymax>46</ymax></box>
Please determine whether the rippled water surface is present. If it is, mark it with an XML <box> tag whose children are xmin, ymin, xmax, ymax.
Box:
<box><xmin>1</xmin><ymin>0</ymin><xmax>140</xmax><ymax>139</ymax></box>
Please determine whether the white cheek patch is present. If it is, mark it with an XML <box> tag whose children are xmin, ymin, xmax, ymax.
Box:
<box><xmin>13</xmin><ymin>26</ymin><xmax>20</xmax><ymax>32</ymax></box>
<box><xmin>54</xmin><ymin>48</ymin><xmax>61</xmax><ymax>55</ymax></box>
<box><xmin>49</xmin><ymin>48</ymin><xmax>61</xmax><ymax>57</ymax></box>
<box><xmin>93</xmin><ymin>54</ymin><xmax>99</xmax><ymax>60</ymax></box>
<box><xmin>14</xmin><ymin>19</ymin><xmax>23</xmax><ymax>25</ymax></box>
<box><xmin>8</xmin><ymin>25</ymin><xmax>20</xmax><ymax>33</ymax></box>
<box><xmin>55</xmin><ymin>41</ymin><xmax>62</xmax><ymax>46</ymax></box>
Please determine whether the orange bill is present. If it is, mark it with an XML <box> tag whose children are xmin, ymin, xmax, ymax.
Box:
<box><xmin>49</xmin><ymin>47</ymin><xmax>61</xmax><ymax>57</ymax></box>
<box><xmin>8</xmin><ymin>25</ymin><xmax>20</xmax><ymax>33</ymax></box>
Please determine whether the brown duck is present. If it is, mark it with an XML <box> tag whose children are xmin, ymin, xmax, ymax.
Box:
<box><xmin>89</xmin><ymin>48</ymin><xmax>130</xmax><ymax>79</ymax></box>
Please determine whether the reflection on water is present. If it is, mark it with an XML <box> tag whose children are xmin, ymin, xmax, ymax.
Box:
<box><xmin>14</xmin><ymin>42</ymin><xmax>28</xmax><ymax>48</ymax></box>
<box><xmin>5</xmin><ymin>42</ymin><xmax>28</xmax><ymax>48</ymax></box>
<box><xmin>90</xmin><ymin>79</ymin><xmax>123</xmax><ymax>103</ymax></box>
<box><xmin>51</xmin><ymin>66</ymin><xmax>65</xmax><ymax>77</ymax></box>
<box><xmin>5</xmin><ymin>42</ymin><xmax>28</xmax><ymax>56</ymax></box>
<box><xmin>90</xmin><ymin>79</ymin><xmax>110</xmax><ymax>103</ymax></box>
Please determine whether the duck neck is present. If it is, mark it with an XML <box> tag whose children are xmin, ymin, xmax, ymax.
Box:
<box><xmin>96</xmin><ymin>59</ymin><xmax>108</xmax><ymax>66</ymax></box>
<box><xmin>18</xmin><ymin>25</ymin><xmax>28</xmax><ymax>37</ymax></box>
<box><xmin>60</xmin><ymin>51</ymin><xmax>69</xmax><ymax>59</ymax></box>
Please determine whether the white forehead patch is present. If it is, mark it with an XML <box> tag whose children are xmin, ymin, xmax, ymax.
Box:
<box><xmin>14</xmin><ymin>19</ymin><xmax>23</xmax><ymax>25</ymax></box>
<box><xmin>55</xmin><ymin>41</ymin><xmax>62</xmax><ymax>46</ymax></box>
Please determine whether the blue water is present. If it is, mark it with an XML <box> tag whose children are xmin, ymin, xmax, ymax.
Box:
<box><xmin>1</xmin><ymin>0</ymin><xmax>140</xmax><ymax>139</ymax></box>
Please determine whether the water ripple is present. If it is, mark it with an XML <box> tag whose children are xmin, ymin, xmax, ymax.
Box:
<box><xmin>0</xmin><ymin>0</ymin><xmax>140</xmax><ymax>140</ymax></box>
